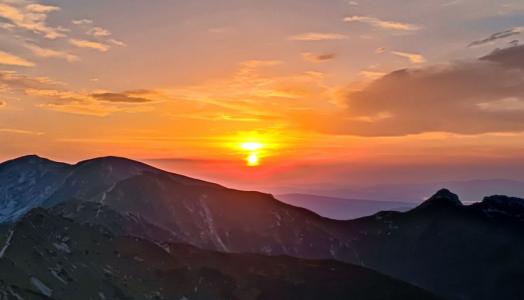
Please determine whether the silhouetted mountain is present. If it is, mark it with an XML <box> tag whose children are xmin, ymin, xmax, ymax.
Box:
<box><xmin>282</xmin><ymin>179</ymin><xmax>524</xmax><ymax>203</ymax></box>
<box><xmin>0</xmin><ymin>209</ymin><xmax>437</xmax><ymax>300</ymax></box>
<box><xmin>1</xmin><ymin>155</ymin><xmax>524</xmax><ymax>300</ymax></box>
<box><xmin>277</xmin><ymin>193</ymin><xmax>413</xmax><ymax>219</ymax></box>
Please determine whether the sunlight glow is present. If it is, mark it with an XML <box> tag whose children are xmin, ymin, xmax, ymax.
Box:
<box><xmin>246</xmin><ymin>152</ymin><xmax>260</xmax><ymax>167</ymax></box>
<box><xmin>240</xmin><ymin>142</ymin><xmax>264</xmax><ymax>151</ymax></box>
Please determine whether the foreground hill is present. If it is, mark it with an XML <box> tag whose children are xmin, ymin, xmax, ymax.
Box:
<box><xmin>0</xmin><ymin>209</ymin><xmax>437</xmax><ymax>300</ymax></box>
<box><xmin>1</xmin><ymin>155</ymin><xmax>524</xmax><ymax>300</ymax></box>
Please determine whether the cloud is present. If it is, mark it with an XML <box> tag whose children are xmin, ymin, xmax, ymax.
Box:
<box><xmin>0</xmin><ymin>50</ymin><xmax>35</xmax><ymax>67</ymax></box>
<box><xmin>71</xmin><ymin>18</ymin><xmax>125</xmax><ymax>47</ymax></box>
<box><xmin>24</xmin><ymin>44</ymin><xmax>79</xmax><ymax>62</ymax></box>
<box><xmin>108</xmin><ymin>38</ymin><xmax>126</xmax><ymax>47</ymax></box>
<box><xmin>72</xmin><ymin>19</ymin><xmax>93</xmax><ymax>25</ymax></box>
<box><xmin>391</xmin><ymin>51</ymin><xmax>426</xmax><ymax>64</ymax></box>
<box><xmin>27</xmin><ymin>88</ymin><xmax>156</xmax><ymax>116</ymax></box>
<box><xmin>69</xmin><ymin>39</ymin><xmax>110</xmax><ymax>52</ymax></box>
<box><xmin>25</xmin><ymin>3</ymin><xmax>59</xmax><ymax>13</ymax></box>
<box><xmin>0</xmin><ymin>100</ymin><xmax>6</xmax><ymax>108</ymax></box>
<box><xmin>359</xmin><ymin>70</ymin><xmax>387</xmax><ymax>80</ymax></box>
<box><xmin>477</xmin><ymin>97</ymin><xmax>524</xmax><ymax>112</ymax></box>
<box><xmin>0</xmin><ymin>128</ymin><xmax>43</xmax><ymax>135</ymax></box>
<box><xmin>301</xmin><ymin>52</ymin><xmax>336</xmax><ymax>63</ymax></box>
<box><xmin>344</xmin><ymin>16</ymin><xmax>421</xmax><ymax>31</ymax></box>
<box><xmin>480</xmin><ymin>43</ymin><xmax>524</xmax><ymax>69</ymax></box>
<box><xmin>91</xmin><ymin>92</ymin><xmax>154</xmax><ymax>103</ymax></box>
<box><xmin>0</xmin><ymin>70</ymin><xmax>156</xmax><ymax>116</ymax></box>
<box><xmin>321</xmin><ymin>45</ymin><xmax>524</xmax><ymax>136</ymax></box>
<box><xmin>0</xmin><ymin>1</ymin><xmax>66</xmax><ymax>39</ymax></box>
<box><xmin>468</xmin><ymin>27</ymin><xmax>523</xmax><ymax>47</ymax></box>
<box><xmin>0</xmin><ymin>71</ymin><xmax>62</xmax><ymax>89</ymax></box>
<box><xmin>289</xmin><ymin>32</ymin><xmax>348</xmax><ymax>41</ymax></box>
<box><xmin>87</xmin><ymin>26</ymin><xmax>111</xmax><ymax>37</ymax></box>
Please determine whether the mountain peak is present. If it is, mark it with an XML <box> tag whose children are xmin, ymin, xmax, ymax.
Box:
<box><xmin>416</xmin><ymin>189</ymin><xmax>463</xmax><ymax>210</ymax></box>
<box><xmin>7</xmin><ymin>154</ymin><xmax>46</xmax><ymax>164</ymax></box>
<box><xmin>0</xmin><ymin>155</ymin><xmax>69</xmax><ymax>170</ymax></box>
<box><xmin>480</xmin><ymin>195</ymin><xmax>524</xmax><ymax>213</ymax></box>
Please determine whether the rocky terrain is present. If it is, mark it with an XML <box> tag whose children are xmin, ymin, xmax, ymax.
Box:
<box><xmin>0</xmin><ymin>209</ymin><xmax>436</xmax><ymax>300</ymax></box>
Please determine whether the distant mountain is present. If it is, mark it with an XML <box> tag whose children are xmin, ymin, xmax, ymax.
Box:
<box><xmin>0</xmin><ymin>208</ymin><xmax>437</xmax><ymax>300</ymax></box>
<box><xmin>2</xmin><ymin>155</ymin><xmax>524</xmax><ymax>300</ymax></box>
<box><xmin>287</xmin><ymin>179</ymin><xmax>524</xmax><ymax>203</ymax></box>
<box><xmin>277</xmin><ymin>193</ymin><xmax>414</xmax><ymax>219</ymax></box>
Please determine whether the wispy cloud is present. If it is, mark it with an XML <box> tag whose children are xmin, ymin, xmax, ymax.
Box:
<box><xmin>359</xmin><ymin>70</ymin><xmax>386</xmax><ymax>80</ymax></box>
<box><xmin>69</xmin><ymin>39</ymin><xmax>110</xmax><ymax>52</ymax></box>
<box><xmin>0</xmin><ymin>100</ymin><xmax>6</xmax><ymax>108</ymax></box>
<box><xmin>477</xmin><ymin>97</ymin><xmax>524</xmax><ymax>112</ymax></box>
<box><xmin>0</xmin><ymin>50</ymin><xmax>35</xmax><ymax>67</ymax></box>
<box><xmin>391</xmin><ymin>51</ymin><xmax>426</xmax><ymax>64</ymax></box>
<box><xmin>0</xmin><ymin>70</ymin><xmax>63</xmax><ymax>89</ymax></box>
<box><xmin>468</xmin><ymin>27</ymin><xmax>523</xmax><ymax>47</ymax></box>
<box><xmin>108</xmin><ymin>38</ymin><xmax>126</xmax><ymax>47</ymax></box>
<box><xmin>91</xmin><ymin>92</ymin><xmax>154</xmax><ymax>103</ymax></box>
<box><xmin>289</xmin><ymin>32</ymin><xmax>348</xmax><ymax>41</ymax></box>
<box><xmin>301</xmin><ymin>52</ymin><xmax>336</xmax><ymax>63</ymax></box>
<box><xmin>0</xmin><ymin>1</ymin><xmax>66</xmax><ymax>39</ymax></box>
<box><xmin>344</xmin><ymin>16</ymin><xmax>421</xmax><ymax>31</ymax></box>
<box><xmin>87</xmin><ymin>26</ymin><xmax>111</xmax><ymax>37</ymax></box>
<box><xmin>72</xmin><ymin>19</ymin><xmax>93</xmax><ymax>25</ymax></box>
<box><xmin>0</xmin><ymin>128</ymin><xmax>43</xmax><ymax>135</ymax></box>
<box><xmin>24</xmin><ymin>44</ymin><xmax>79</xmax><ymax>62</ymax></box>
<box><xmin>71</xmin><ymin>19</ymin><xmax>125</xmax><ymax>48</ymax></box>
<box><xmin>1</xmin><ymin>70</ymin><xmax>155</xmax><ymax>116</ymax></box>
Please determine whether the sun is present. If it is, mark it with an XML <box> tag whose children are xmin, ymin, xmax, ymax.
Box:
<box><xmin>240</xmin><ymin>141</ymin><xmax>264</xmax><ymax>167</ymax></box>
<box><xmin>226</xmin><ymin>131</ymin><xmax>282</xmax><ymax>167</ymax></box>
<box><xmin>246</xmin><ymin>152</ymin><xmax>260</xmax><ymax>167</ymax></box>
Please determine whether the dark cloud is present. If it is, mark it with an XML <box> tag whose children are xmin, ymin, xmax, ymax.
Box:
<box><xmin>480</xmin><ymin>44</ymin><xmax>524</xmax><ymax>69</ymax></box>
<box><xmin>326</xmin><ymin>45</ymin><xmax>524</xmax><ymax>136</ymax></box>
<box><xmin>91</xmin><ymin>92</ymin><xmax>153</xmax><ymax>103</ymax></box>
<box><xmin>302</xmin><ymin>52</ymin><xmax>337</xmax><ymax>63</ymax></box>
<box><xmin>468</xmin><ymin>28</ymin><xmax>522</xmax><ymax>47</ymax></box>
<box><xmin>0</xmin><ymin>71</ymin><xmax>59</xmax><ymax>90</ymax></box>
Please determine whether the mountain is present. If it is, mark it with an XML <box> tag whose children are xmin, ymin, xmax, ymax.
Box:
<box><xmin>285</xmin><ymin>179</ymin><xmax>524</xmax><ymax>203</ymax></box>
<box><xmin>342</xmin><ymin>189</ymin><xmax>524</xmax><ymax>300</ymax></box>
<box><xmin>0</xmin><ymin>208</ymin><xmax>437</xmax><ymax>300</ymax></box>
<box><xmin>1</xmin><ymin>155</ymin><xmax>524</xmax><ymax>300</ymax></box>
<box><xmin>277</xmin><ymin>193</ymin><xmax>414</xmax><ymax>219</ymax></box>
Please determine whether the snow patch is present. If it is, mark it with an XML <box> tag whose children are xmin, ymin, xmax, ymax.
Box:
<box><xmin>0</xmin><ymin>230</ymin><xmax>14</xmax><ymax>258</ymax></box>
<box><xmin>199</xmin><ymin>194</ymin><xmax>229</xmax><ymax>252</ymax></box>
<box><xmin>30</xmin><ymin>277</ymin><xmax>52</xmax><ymax>297</ymax></box>
<box><xmin>53</xmin><ymin>242</ymin><xmax>71</xmax><ymax>254</ymax></box>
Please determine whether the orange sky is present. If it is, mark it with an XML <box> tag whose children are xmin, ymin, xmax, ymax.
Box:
<box><xmin>1</xmin><ymin>0</ymin><xmax>524</xmax><ymax>191</ymax></box>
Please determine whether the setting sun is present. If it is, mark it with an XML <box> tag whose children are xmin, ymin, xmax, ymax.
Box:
<box><xmin>246</xmin><ymin>152</ymin><xmax>260</xmax><ymax>167</ymax></box>
<box><xmin>239</xmin><ymin>141</ymin><xmax>264</xmax><ymax>167</ymax></box>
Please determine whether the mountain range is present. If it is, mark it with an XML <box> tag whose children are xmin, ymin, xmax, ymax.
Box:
<box><xmin>278</xmin><ymin>179</ymin><xmax>524</xmax><ymax>203</ymax></box>
<box><xmin>277</xmin><ymin>193</ymin><xmax>413</xmax><ymax>220</ymax></box>
<box><xmin>1</xmin><ymin>155</ymin><xmax>523</xmax><ymax>300</ymax></box>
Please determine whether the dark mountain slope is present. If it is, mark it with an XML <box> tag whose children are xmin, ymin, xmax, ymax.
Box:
<box><xmin>344</xmin><ymin>189</ymin><xmax>524</xmax><ymax>300</ymax></box>
<box><xmin>0</xmin><ymin>208</ymin><xmax>438</xmax><ymax>300</ymax></box>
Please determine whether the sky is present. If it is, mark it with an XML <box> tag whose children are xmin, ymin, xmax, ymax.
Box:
<box><xmin>1</xmin><ymin>0</ymin><xmax>524</xmax><ymax>192</ymax></box>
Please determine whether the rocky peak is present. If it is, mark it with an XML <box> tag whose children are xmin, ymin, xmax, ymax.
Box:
<box><xmin>415</xmin><ymin>189</ymin><xmax>463</xmax><ymax>210</ymax></box>
<box><xmin>479</xmin><ymin>195</ymin><xmax>524</xmax><ymax>217</ymax></box>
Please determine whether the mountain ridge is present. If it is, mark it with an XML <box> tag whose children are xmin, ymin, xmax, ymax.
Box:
<box><xmin>1</xmin><ymin>155</ymin><xmax>524</xmax><ymax>300</ymax></box>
